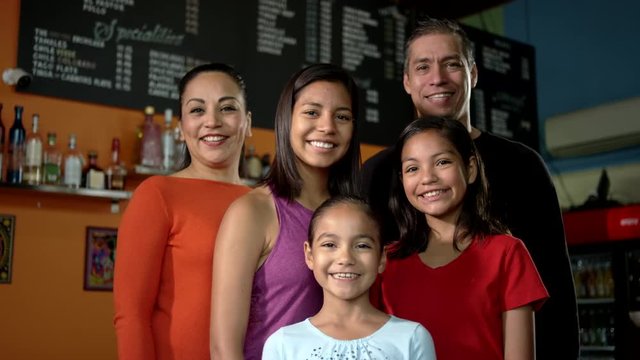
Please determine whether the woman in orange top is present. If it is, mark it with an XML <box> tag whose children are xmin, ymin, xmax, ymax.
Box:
<box><xmin>113</xmin><ymin>63</ymin><xmax>252</xmax><ymax>360</ymax></box>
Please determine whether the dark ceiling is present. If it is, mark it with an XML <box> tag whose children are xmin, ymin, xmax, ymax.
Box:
<box><xmin>389</xmin><ymin>0</ymin><xmax>514</xmax><ymax>20</ymax></box>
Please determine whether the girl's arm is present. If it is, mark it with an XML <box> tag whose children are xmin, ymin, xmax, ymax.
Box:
<box><xmin>210</xmin><ymin>189</ymin><xmax>275</xmax><ymax>360</ymax></box>
<box><xmin>503</xmin><ymin>305</ymin><xmax>535</xmax><ymax>360</ymax></box>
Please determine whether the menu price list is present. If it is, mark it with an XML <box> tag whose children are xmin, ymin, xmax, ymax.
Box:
<box><xmin>246</xmin><ymin>0</ymin><xmax>412</xmax><ymax>145</ymax></box>
<box><xmin>18</xmin><ymin>0</ymin><xmax>214</xmax><ymax>114</ymax></box>
<box><xmin>464</xmin><ymin>25</ymin><xmax>539</xmax><ymax>151</ymax></box>
<box><xmin>17</xmin><ymin>0</ymin><xmax>541</xmax><ymax>148</ymax></box>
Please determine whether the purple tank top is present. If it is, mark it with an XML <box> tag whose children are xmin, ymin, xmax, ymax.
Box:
<box><xmin>243</xmin><ymin>193</ymin><xmax>323</xmax><ymax>359</ymax></box>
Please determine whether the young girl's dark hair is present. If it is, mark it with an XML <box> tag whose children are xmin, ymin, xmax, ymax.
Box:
<box><xmin>264</xmin><ymin>64</ymin><xmax>362</xmax><ymax>201</ymax></box>
<box><xmin>308</xmin><ymin>195</ymin><xmax>384</xmax><ymax>251</ymax></box>
<box><xmin>177</xmin><ymin>62</ymin><xmax>249</xmax><ymax>169</ymax></box>
<box><xmin>388</xmin><ymin>117</ymin><xmax>507</xmax><ymax>259</ymax></box>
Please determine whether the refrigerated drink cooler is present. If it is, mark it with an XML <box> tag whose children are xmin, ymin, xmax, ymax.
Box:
<box><xmin>564</xmin><ymin>205</ymin><xmax>640</xmax><ymax>360</ymax></box>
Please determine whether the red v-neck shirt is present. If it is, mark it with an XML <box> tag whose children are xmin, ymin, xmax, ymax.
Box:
<box><xmin>379</xmin><ymin>234</ymin><xmax>548</xmax><ymax>360</ymax></box>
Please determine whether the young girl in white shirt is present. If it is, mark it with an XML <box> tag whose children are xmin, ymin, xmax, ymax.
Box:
<box><xmin>262</xmin><ymin>195</ymin><xmax>436</xmax><ymax>359</ymax></box>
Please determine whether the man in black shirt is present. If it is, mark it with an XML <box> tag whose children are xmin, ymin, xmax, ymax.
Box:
<box><xmin>362</xmin><ymin>18</ymin><xmax>579</xmax><ymax>359</ymax></box>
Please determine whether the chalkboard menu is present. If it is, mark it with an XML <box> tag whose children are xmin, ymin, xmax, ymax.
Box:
<box><xmin>16</xmin><ymin>0</ymin><xmax>537</xmax><ymax>149</ymax></box>
<box><xmin>17</xmin><ymin>0</ymin><xmax>413</xmax><ymax>146</ymax></box>
<box><xmin>464</xmin><ymin>25</ymin><xmax>539</xmax><ymax>151</ymax></box>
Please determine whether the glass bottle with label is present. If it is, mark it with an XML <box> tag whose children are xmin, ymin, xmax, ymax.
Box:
<box><xmin>7</xmin><ymin>105</ymin><xmax>26</xmax><ymax>184</ymax></box>
<box><xmin>63</xmin><ymin>133</ymin><xmax>83</xmax><ymax>188</ymax></box>
<box><xmin>83</xmin><ymin>150</ymin><xmax>105</xmax><ymax>190</ymax></box>
<box><xmin>42</xmin><ymin>132</ymin><xmax>62</xmax><ymax>184</ymax></box>
<box><xmin>24</xmin><ymin>113</ymin><xmax>44</xmax><ymax>185</ymax></box>
<box><xmin>261</xmin><ymin>153</ymin><xmax>271</xmax><ymax>179</ymax></box>
<box><xmin>173</xmin><ymin>125</ymin><xmax>185</xmax><ymax>170</ymax></box>
<box><xmin>162</xmin><ymin>108</ymin><xmax>175</xmax><ymax>171</ymax></box>
<box><xmin>245</xmin><ymin>145</ymin><xmax>262</xmax><ymax>180</ymax></box>
<box><xmin>0</xmin><ymin>103</ymin><xmax>5</xmax><ymax>182</ymax></box>
<box><xmin>106</xmin><ymin>137</ymin><xmax>127</xmax><ymax>190</ymax></box>
<box><xmin>140</xmin><ymin>106</ymin><xmax>162</xmax><ymax>168</ymax></box>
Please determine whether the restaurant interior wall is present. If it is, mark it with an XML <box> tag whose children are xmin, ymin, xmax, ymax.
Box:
<box><xmin>0</xmin><ymin>1</ymin><xmax>383</xmax><ymax>358</ymax></box>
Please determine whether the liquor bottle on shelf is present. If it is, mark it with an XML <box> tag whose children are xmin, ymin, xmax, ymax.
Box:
<box><xmin>139</xmin><ymin>106</ymin><xmax>162</xmax><ymax>168</ymax></box>
<box><xmin>42</xmin><ymin>132</ymin><xmax>62</xmax><ymax>185</ymax></box>
<box><xmin>173</xmin><ymin>125</ymin><xmax>185</xmax><ymax>169</ymax></box>
<box><xmin>0</xmin><ymin>103</ymin><xmax>5</xmax><ymax>182</ymax></box>
<box><xmin>82</xmin><ymin>150</ymin><xmax>105</xmax><ymax>190</ymax></box>
<box><xmin>245</xmin><ymin>145</ymin><xmax>262</xmax><ymax>180</ymax></box>
<box><xmin>6</xmin><ymin>105</ymin><xmax>26</xmax><ymax>184</ymax></box>
<box><xmin>24</xmin><ymin>113</ymin><xmax>44</xmax><ymax>185</ymax></box>
<box><xmin>162</xmin><ymin>108</ymin><xmax>175</xmax><ymax>171</ymax></box>
<box><xmin>63</xmin><ymin>133</ymin><xmax>83</xmax><ymax>188</ymax></box>
<box><xmin>261</xmin><ymin>153</ymin><xmax>271</xmax><ymax>179</ymax></box>
<box><xmin>106</xmin><ymin>137</ymin><xmax>127</xmax><ymax>190</ymax></box>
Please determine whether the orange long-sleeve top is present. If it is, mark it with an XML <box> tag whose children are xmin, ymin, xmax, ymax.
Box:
<box><xmin>113</xmin><ymin>176</ymin><xmax>250</xmax><ymax>360</ymax></box>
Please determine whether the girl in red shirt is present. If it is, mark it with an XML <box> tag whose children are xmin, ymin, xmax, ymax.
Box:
<box><xmin>379</xmin><ymin>117</ymin><xmax>548</xmax><ymax>360</ymax></box>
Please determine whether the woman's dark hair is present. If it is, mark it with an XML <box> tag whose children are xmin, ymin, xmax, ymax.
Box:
<box><xmin>388</xmin><ymin>117</ymin><xmax>506</xmax><ymax>259</ymax></box>
<box><xmin>176</xmin><ymin>62</ymin><xmax>249</xmax><ymax>169</ymax></box>
<box><xmin>307</xmin><ymin>195</ymin><xmax>384</xmax><ymax>251</ymax></box>
<box><xmin>264</xmin><ymin>63</ymin><xmax>361</xmax><ymax>200</ymax></box>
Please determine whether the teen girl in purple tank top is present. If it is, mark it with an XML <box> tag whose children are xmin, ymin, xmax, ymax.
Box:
<box><xmin>210</xmin><ymin>64</ymin><xmax>362</xmax><ymax>360</ymax></box>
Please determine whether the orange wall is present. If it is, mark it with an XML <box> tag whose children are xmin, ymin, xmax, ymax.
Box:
<box><xmin>0</xmin><ymin>1</ymin><xmax>384</xmax><ymax>358</ymax></box>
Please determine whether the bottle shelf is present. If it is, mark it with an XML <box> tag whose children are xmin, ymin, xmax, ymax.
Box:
<box><xmin>0</xmin><ymin>183</ymin><xmax>132</xmax><ymax>213</ymax></box>
<box><xmin>132</xmin><ymin>165</ymin><xmax>259</xmax><ymax>187</ymax></box>
<box><xmin>133</xmin><ymin>164</ymin><xmax>172</xmax><ymax>176</ymax></box>
<box><xmin>577</xmin><ymin>298</ymin><xmax>615</xmax><ymax>305</ymax></box>
<box><xmin>0</xmin><ymin>182</ymin><xmax>131</xmax><ymax>200</ymax></box>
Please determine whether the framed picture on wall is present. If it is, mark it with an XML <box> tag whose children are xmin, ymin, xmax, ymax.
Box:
<box><xmin>0</xmin><ymin>214</ymin><xmax>16</xmax><ymax>284</ymax></box>
<box><xmin>84</xmin><ymin>226</ymin><xmax>117</xmax><ymax>291</ymax></box>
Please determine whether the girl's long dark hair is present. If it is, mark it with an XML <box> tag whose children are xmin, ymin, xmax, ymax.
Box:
<box><xmin>388</xmin><ymin>117</ymin><xmax>507</xmax><ymax>259</ymax></box>
<box><xmin>264</xmin><ymin>63</ymin><xmax>362</xmax><ymax>200</ymax></box>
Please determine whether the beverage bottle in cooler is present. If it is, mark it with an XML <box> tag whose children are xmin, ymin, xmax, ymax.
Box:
<box><xmin>606</xmin><ymin>308</ymin><xmax>615</xmax><ymax>346</ymax></box>
<box><xmin>24</xmin><ymin>113</ymin><xmax>44</xmax><ymax>185</ymax></box>
<box><xmin>587</xmin><ymin>308</ymin><xmax>597</xmax><ymax>345</ymax></box>
<box><xmin>595</xmin><ymin>260</ymin><xmax>606</xmax><ymax>298</ymax></box>
<box><xmin>140</xmin><ymin>106</ymin><xmax>162</xmax><ymax>168</ymax></box>
<box><xmin>63</xmin><ymin>133</ymin><xmax>83</xmax><ymax>188</ymax></box>
<box><xmin>603</xmin><ymin>259</ymin><xmax>614</xmax><ymax>297</ymax></box>
<box><xmin>42</xmin><ymin>132</ymin><xmax>62</xmax><ymax>184</ymax></box>
<box><xmin>575</xmin><ymin>259</ymin><xmax>587</xmax><ymax>298</ymax></box>
<box><xmin>105</xmin><ymin>137</ymin><xmax>127</xmax><ymax>190</ymax></box>
<box><xmin>162</xmin><ymin>108</ymin><xmax>175</xmax><ymax>171</ymax></box>
<box><xmin>586</xmin><ymin>260</ymin><xmax>597</xmax><ymax>298</ymax></box>
<box><xmin>579</xmin><ymin>308</ymin><xmax>590</xmax><ymax>346</ymax></box>
<box><xmin>82</xmin><ymin>150</ymin><xmax>105</xmax><ymax>189</ymax></box>
<box><xmin>6</xmin><ymin>105</ymin><xmax>26</xmax><ymax>184</ymax></box>
<box><xmin>0</xmin><ymin>103</ymin><xmax>5</xmax><ymax>182</ymax></box>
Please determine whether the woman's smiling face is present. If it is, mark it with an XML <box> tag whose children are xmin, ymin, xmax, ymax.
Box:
<box><xmin>179</xmin><ymin>71</ymin><xmax>251</xmax><ymax>171</ymax></box>
<box><xmin>289</xmin><ymin>80</ymin><xmax>354</xmax><ymax>172</ymax></box>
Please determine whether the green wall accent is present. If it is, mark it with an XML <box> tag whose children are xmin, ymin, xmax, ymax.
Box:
<box><xmin>460</xmin><ymin>7</ymin><xmax>505</xmax><ymax>36</ymax></box>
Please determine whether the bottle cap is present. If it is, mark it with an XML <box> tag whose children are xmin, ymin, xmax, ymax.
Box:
<box><xmin>144</xmin><ymin>106</ymin><xmax>155</xmax><ymax>115</ymax></box>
